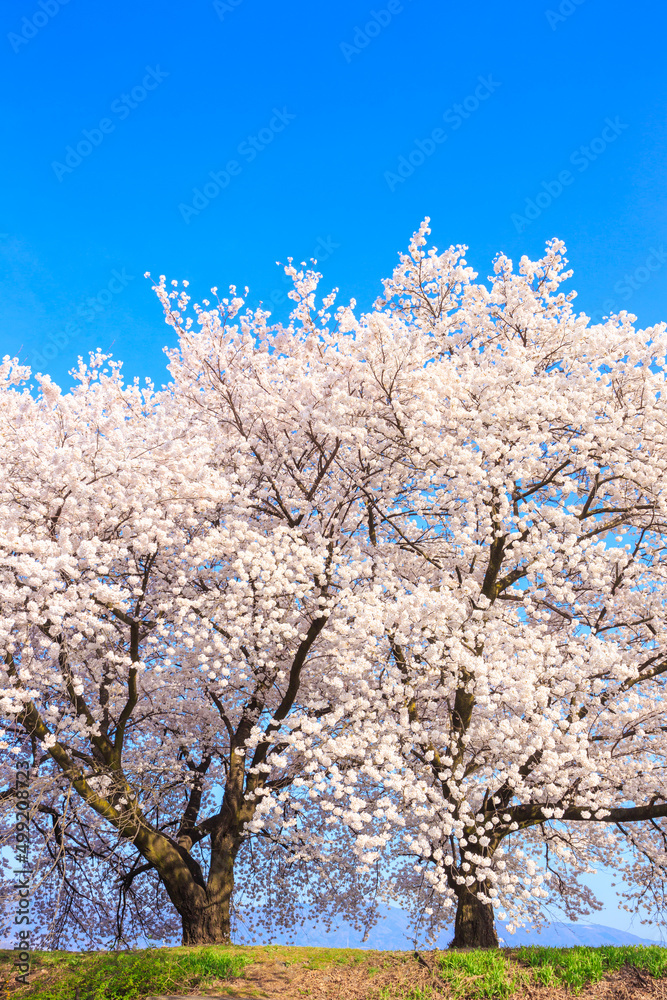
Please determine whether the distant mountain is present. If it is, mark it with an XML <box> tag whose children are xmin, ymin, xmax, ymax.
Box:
<box><xmin>1</xmin><ymin>904</ymin><xmax>659</xmax><ymax>951</ymax></box>
<box><xmin>235</xmin><ymin>904</ymin><xmax>661</xmax><ymax>949</ymax></box>
<box><xmin>498</xmin><ymin>920</ymin><xmax>659</xmax><ymax>948</ymax></box>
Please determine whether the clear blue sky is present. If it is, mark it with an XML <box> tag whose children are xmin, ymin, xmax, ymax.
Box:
<box><xmin>1</xmin><ymin>0</ymin><xmax>666</xmax><ymax>941</ymax></box>
<box><xmin>1</xmin><ymin>0</ymin><xmax>666</xmax><ymax>386</ymax></box>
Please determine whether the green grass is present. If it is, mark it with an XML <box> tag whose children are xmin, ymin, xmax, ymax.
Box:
<box><xmin>0</xmin><ymin>946</ymin><xmax>249</xmax><ymax>1000</ymax></box>
<box><xmin>379</xmin><ymin>988</ymin><xmax>439</xmax><ymax>1000</ymax></box>
<box><xmin>516</xmin><ymin>944</ymin><xmax>667</xmax><ymax>994</ymax></box>
<box><xmin>438</xmin><ymin>951</ymin><xmax>528</xmax><ymax>999</ymax></box>
<box><xmin>3</xmin><ymin>942</ymin><xmax>667</xmax><ymax>1000</ymax></box>
<box><xmin>304</xmin><ymin>946</ymin><xmax>367</xmax><ymax>969</ymax></box>
<box><xmin>430</xmin><ymin>944</ymin><xmax>667</xmax><ymax>998</ymax></box>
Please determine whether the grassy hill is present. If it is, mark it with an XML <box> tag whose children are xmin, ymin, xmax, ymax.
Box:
<box><xmin>2</xmin><ymin>942</ymin><xmax>667</xmax><ymax>999</ymax></box>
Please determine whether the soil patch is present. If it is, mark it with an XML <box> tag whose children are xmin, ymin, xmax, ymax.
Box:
<box><xmin>146</xmin><ymin>949</ymin><xmax>667</xmax><ymax>1000</ymax></box>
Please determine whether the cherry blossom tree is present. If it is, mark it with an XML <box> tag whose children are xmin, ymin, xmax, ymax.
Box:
<box><xmin>254</xmin><ymin>222</ymin><xmax>667</xmax><ymax>948</ymax></box>
<box><xmin>0</xmin><ymin>349</ymin><xmax>384</xmax><ymax>946</ymax></box>
<box><xmin>2</xmin><ymin>222</ymin><xmax>667</xmax><ymax>953</ymax></box>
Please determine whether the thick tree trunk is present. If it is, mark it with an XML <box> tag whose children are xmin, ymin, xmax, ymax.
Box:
<box><xmin>177</xmin><ymin>833</ymin><xmax>238</xmax><ymax>945</ymax></box>
<box><xmin>169</xmin><ymin>864</ymin><xmax>235</xmax><ymax>945</ymax></box>
<box><xmin>180</xmin><ymin>893</ymin><xmax>232</xmax><ymax>945</ymax></box>
<box><xmin>137</xmin><ymin>826</ymin><xmax>239</xmax><ymax>945</ymax></box>
<box><xmin>450</xmin><ymin>884</ymin><xmax>499</xmax><ymax>949</ymax></box>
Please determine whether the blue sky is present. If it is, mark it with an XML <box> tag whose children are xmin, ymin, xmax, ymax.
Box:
<box><xmin>1</xmin><ymin>0</ymin><xmax>666</xmax><ymax>387</ymax></box>
<box><xmin>2</xmin><ymin>0</ymin><xmax>667</xmax><ymax>941</ymax></box>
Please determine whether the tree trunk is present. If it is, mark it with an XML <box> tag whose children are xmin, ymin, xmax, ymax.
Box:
<box><xmin>177</xmin><ymin>835</ymin><xmax>238</xmax><ymax>945</ymax></box>
<box><xmin>180</xmin><ymin>892</ymin><xmax>232</xmax><ymax>945</ymax></box>
<box><xmin>136</xmin><ymin>827</ymin><xmax>239</xmax><ymax>945</ymax></box>
<box><xmin>450</xmin><ymin>884</ymin><xmax>499</xmax><ymax>949</ymax></box>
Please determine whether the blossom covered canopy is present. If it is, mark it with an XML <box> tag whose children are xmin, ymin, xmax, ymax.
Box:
<box><xmin>1</xmin><ymin>222</ymin><xmax>667</xmax><ymax>946</ymax></box>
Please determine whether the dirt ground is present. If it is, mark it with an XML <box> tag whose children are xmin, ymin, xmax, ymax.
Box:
<box><xmin>146</xmin><ymin>949</ymin><xmax>667</xmax><ymax>1000</ymax></box>
<box><xmin>3</xmin><ymin>945</ymin><xmax>666</xmax><ymax>1000</ymax></box>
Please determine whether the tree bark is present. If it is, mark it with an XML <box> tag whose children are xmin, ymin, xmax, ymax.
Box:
<box><xmin>450</xmin><ymin>884</ymin><xmax>499</xmax><ymax>949</ymax></box>
<box><xmin>174</xmin><ymin>831</ymin><xmax>239</xmax><ymax>945</ymax></box>
<box><xmin>129</xmin><ymin>822</ymin><xmax>240</xmax><ymax>945</ymax></box>
<box><xmin>180</xmin><ymin>892</ymin><xmax>232</xmax><ymax>945</ymax></box>
<box><xmin>161</xmin><ymin>854</ymin><xmax>236</xmax><ymax>945</ymax></box>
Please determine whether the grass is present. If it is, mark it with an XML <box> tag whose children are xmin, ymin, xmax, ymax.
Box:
<box><xmin>0</xmin><ymin>946</ymin><xmax>249</xmax><ymax>999</ymax></box>
<box><xmin>303</xmin><ymin>946</ymin><xmax>368</xmax><ymax>970</ymax></box>
<box><xmin>1</xmin><ymin>941</ymin><xmax>667</xmax><ymax>999</ymax></box>
<box><xmin>379</xmin><ymin>989</ymin><xmax>440</xmax><ymax>1000</ymax></box>
<box><xmin>516</xmin><ymin>943</ymin><xmax>667</xmax><ymax>993</ymax></box>
<box><xmin>435</xmin><ymin>944</ymin><xmax>667</xmax><ymax>997</ymax></box>
<box><xmin>438</xmin><ymin>951</ymin><xmax>529</xmax><ymax>999</ymax></box>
